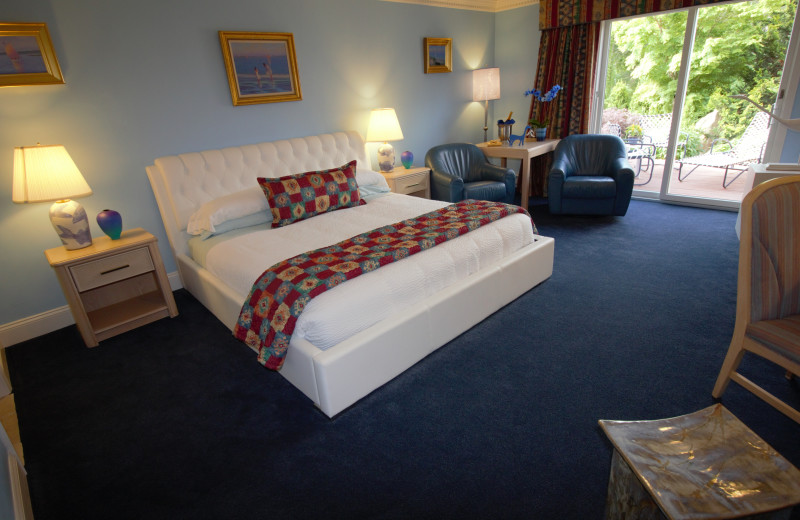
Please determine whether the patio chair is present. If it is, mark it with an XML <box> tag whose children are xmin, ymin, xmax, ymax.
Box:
<box><xmin>676</xmin><ymin>111</ymin><xmax>771</xmax><ymax>188</ymax></box>
<box><xmin>637</xmin><ymin>113</ymin><xmax>689</xmax><ymax>159</ymax></box>
<box><xmin>601</xmin><ymin>124</ymin><xmax>655</xmax><ymax>186</ymax></box>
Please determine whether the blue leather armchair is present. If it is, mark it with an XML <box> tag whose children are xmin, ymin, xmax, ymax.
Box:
<box><xmin>548</xmin><ymin>134</ymin><xmax>635</xmax><ymax>216</ymax></box>
<box><xmin>425</xmin><ymin>143</ymin><xmax>516</xmax><ymax>204</ymax></box>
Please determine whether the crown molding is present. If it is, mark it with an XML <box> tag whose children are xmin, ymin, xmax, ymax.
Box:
<box><xmin>379</xmin><ymin>0</ymin><xmax>537</xmax><ymax>12</ymax></box>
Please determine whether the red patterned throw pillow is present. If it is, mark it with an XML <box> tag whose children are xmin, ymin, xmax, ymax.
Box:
<box><xmin>257</xmin><ymin>160</ymin><xmax>364</xmax><ymax>228</ymax></box>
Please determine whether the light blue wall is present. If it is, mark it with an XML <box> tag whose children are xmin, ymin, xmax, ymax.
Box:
<box><xmin>494</xmin><ymin>7</ymin><xmax>540</xmax><ymax>137</ymax></box>
<box><xmin>780</xmin><ymin>84</ymin><xmax>800</xmax><ymax>162</ymax></box>
<box><xmin>0</xmin><ymin>0</ymin><xmax>541</xmax><ymax>328</ymax></box>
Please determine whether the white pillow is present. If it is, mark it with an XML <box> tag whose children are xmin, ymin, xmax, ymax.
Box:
<box><xmin>186</xmin><ymin>187</ymin><xmax>268</xmax><ymax>235</ymax></box>
<box><xmin>356</xmin><ymin>168</ymin><xmax>390</xmax><ymax>189</ymax></box>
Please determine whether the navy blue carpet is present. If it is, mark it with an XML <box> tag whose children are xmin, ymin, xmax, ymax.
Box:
<box><xmin>7</xmin><ymin>199</ymin><xmax>800</xmax><ymax>519</ymax></box>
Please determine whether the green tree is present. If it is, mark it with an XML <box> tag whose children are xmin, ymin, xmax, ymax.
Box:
<box><xmin>604</xmin><ymin>0</ymin><xmax>796</xmax><ymax>145</ymax></box>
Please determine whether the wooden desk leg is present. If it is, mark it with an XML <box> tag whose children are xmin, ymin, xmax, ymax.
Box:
<box><xmin>520</xmin><ymin>157</ymin><xmax>531</xmax><ymax>209</ymax></box>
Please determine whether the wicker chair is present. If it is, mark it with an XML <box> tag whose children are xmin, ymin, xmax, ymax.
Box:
<box><xmin>712</xmin><ymin>175</ymin><xmax>800</xmax><ymax>424</ymax></box>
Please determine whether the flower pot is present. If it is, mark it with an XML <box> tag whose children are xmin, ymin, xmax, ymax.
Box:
<box><xmin>535</xmin><ymin>127</ymin><xmax>547</xmax><ymax>141</ymax></box>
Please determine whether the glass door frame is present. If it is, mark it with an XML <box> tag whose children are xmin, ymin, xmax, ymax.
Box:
<box><xmin>590</xmin><ymin>2</ymin><xmax>800</xmax><ymax>209</ymax></box>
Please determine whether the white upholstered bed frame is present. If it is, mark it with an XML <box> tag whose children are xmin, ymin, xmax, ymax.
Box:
<box><xmin>146</xmin><ymin>131</ymin><xmax>554</xmax><ymax>417</ymax></box>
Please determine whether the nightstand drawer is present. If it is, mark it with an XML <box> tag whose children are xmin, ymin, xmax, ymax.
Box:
<box><xmin>70</xmin><ymin>247</ymin><xmax>154</xmax><ymax>292</ymax></box>
<box><xmin>394</xmin><ymin>171</ymin><xmax>429</xmax><ymax>195</ymax></box>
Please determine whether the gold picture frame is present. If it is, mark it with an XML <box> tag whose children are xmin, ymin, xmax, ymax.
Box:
<box><xmin>423</xmin><ymin>37</ymin><xmax>452</xmax><ymax>74</ymax></box>
<box><xmin>219</xmin><ymin>31</ymin><xmax>302</xmax><ymax>106</ymax></box>
<box><xmin>0</xmin><ymin>22</ymin><xmax>64</xmax><ymax>87</ymax></box>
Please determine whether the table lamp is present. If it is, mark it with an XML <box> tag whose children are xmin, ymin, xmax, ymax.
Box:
<box><xmin>473</xmin><ymin>68</ymin><xmax>501</xmax><ymax>142</ymax></box>
<box><xmin>13</xmin><ymin>144</ymin><xmax>94</xmax><ymax>250</ymax></box>
<box><xmin>367</xmin><ymin>108</ymin><xmax>404</xmax><ymax>172</ymax></box>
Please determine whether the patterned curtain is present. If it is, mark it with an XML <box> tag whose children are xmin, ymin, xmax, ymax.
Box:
<box><xmin>529</xmin><ymin>23</ymin><xmax>599</xmax><ymax>140</ymax></box>
<box><xmin>527</xmin><ymin>23</ymin><xmax>599</xmax><ymax>196</ymax></box>
<box><xmin>539</xmin><ymin>0</ymin><xmax>730</xmax><ymax>30</ymax></box>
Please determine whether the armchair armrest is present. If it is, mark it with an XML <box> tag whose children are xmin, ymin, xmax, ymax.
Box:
<box><xmin>478</xmin><ymin>162</ymin><xmax>514</xmax><ymax>183</ymax></box>
<box><xmin>430</xmin><ymin>168</ymin><xmax>465</xmax><ymax>202</ymax></box>
<box><xmin>478</xmin><ymin>162</ymin><xmax>516</xmax><ymax>204</ymax></box>
<box><xmin>610</xmin><ymin>157</ymin><xmax>635</xmax><ymax>182</ymax></box>
<box><xmin>548</xmin><ymin>159</ymin><xmax>569</xmax><ymax>214</ymax></box>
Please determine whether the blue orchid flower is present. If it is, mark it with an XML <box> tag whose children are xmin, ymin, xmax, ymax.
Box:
<box><xmin>524</xmin><ymin>85</ymin><xmax>561</xmax><ymax>102</ymax></box>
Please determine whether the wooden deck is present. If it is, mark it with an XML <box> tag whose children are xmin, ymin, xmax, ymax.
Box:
<box><xmin>631</xmin><ymin>158</ymin><xmax>748</xmax><ymax>203</ymax></box>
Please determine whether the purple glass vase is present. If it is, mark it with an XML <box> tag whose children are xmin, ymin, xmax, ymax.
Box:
<box><xmin>96</xmin><ymin>209</ymin><xmax>122</xmax><ymax>240</ymax></box>
<box><xmin>400</xmin><ymin>151</ymin><xmax>413</xmax><ymax>169</ymax></box>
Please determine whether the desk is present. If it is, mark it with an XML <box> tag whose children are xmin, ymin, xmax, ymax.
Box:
<box><xmin>477</xmin><ymin>139</ymin><xmax>559</xmax><ymax>209</ymax></box>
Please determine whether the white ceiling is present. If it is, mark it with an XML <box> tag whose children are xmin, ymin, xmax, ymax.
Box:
<box><xmin>379</xmin><ymin>0</ymin><xmax>537</xmax><ymax>12</ymax></box>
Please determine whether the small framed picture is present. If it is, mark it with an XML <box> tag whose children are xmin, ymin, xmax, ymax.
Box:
<box><xmin>219</xmin><ymin>31</ymin><xmax>302</xmax><ymax>106</ymax></box>
<box><xmin>423</xmin><ymin>37</ymin><xmax>452</xmax><ymax>74</ymax></box>
<box><xmin>0</xmin><ymin>22</ymin><xmax>64</xmax><ymax>87</ymax></box>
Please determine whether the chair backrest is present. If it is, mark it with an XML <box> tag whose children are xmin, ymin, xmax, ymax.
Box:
<box><xmin>601</xmin><ymin>123</ymin><xmax>622</xmax><ymax>137</ymax></box>
<box><xmin>425</xmin><ymin>143</ymin><xmax>488</xmax><ymax>183</ymax></box>
<box><xmin>742</xmin><ymin>175</ymin><xmax>800</xmax><ymax>323</ymax></box>
<box><xmin>637</xmin><ymin>113</ymin><xmax>672</xmax><ymax>147</ymax></box>
<box><xmin>731</xmin><ymin>111</ymin><xmax>771</xmax><ymax>162</ymax></box>
<box><xmin>553</xmin><ymin>134</ymin><xmax>629</xmax><ymax>176</ymax></box>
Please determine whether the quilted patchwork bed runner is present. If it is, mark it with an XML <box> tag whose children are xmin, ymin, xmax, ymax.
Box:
<box><xmin>234</xmin><ymin>199</ymin><xmax>535</xmax><ymax>369</ymax></box>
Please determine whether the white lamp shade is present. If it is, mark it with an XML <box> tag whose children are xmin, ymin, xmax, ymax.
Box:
<box><xmin>12</xmin><ymin>144</ymin><xmax>92</xmax><ymax>203</ymax></box>
<box><xmin>473</xmin><ymin>68</ymin><xmax>501</xmax><ymax>102</ymax></box>
<box><xmin>366</xmin><ymin>108</ymin><xmax>404</xmax><ymax>142</ymax></box>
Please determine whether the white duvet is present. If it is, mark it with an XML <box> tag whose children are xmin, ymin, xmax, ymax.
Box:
<box><xmin>190</xmin><ymin>194</ymin><xmax>536</xmax><ymax>351</ymax></box>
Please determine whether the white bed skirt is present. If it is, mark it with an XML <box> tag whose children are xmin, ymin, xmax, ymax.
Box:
<box><xmin>177</xmin><ymin>234</ymin><xmax>553</xmax><ymax>417</ymax></box>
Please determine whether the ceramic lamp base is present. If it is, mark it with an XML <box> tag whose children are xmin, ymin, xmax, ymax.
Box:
<box><xmin>50</xmin><ymin>199</ymin><xmax>92</xmax><ymax>250</ymax></box>
<box><xmin>377</xmin><ymin>142</ymin><xmax>395</xmax><ymax>172</ymax></box>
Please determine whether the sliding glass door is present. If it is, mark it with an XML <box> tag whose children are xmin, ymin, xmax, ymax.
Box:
<box><xmin>593</xmin><ymin>0</ymin><xmax>798</xmax><ymax>208</ymax></box>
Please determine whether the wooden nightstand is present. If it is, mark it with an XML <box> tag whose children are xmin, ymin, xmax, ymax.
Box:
<box><xmin>45</xmin><ymin>228</ymin><xmax>178</xmax><ymax>347</ymax></box>
<box><xmin>380</xmin><ymin>166</ymin><xmax>431</xmax><ymax>198</ymax></box>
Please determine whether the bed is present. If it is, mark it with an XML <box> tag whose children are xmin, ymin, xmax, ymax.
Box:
<box><xmin>146</xmin><ymin>131</ymin><xmax>554</xmax><ymax>417</ymax></box>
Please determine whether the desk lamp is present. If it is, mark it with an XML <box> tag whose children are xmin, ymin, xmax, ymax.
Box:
<box><xmin>473</xmin><ymin>68</ymin><xmax>501</xmax><ymax>142</ymax></box>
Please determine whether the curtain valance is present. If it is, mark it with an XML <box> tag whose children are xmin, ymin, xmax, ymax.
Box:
<box><xmin>539</xmin><ymin>0</ymin><xmax>729</xmax><ymax>30</ymax></box>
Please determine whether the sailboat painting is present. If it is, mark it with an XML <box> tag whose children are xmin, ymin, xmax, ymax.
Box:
<box><xmin>0</xmin><ymin>36</ymin><xmax>47</xmax><ymax>75</ymax></box>
<box><xmin>0</xmin><ymin>23</ymin><xmax>64</xmax><ymax>87</ymax></box>
<box><xmin>219</xmin><ymin>31</ymin><xmax>302</xmax><ymax>106</ymax></box>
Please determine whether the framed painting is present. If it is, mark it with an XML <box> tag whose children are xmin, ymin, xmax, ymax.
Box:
<box><xmin>0</xmin><ymin>23</ymin><xmax>64</xmax><ymax>87</ymax></box>
<box><xmin>219</xmin><ymin>31</ymin><xmax>302</xmax><ymax>106</ymax></box>
<box><xmin>423</xmin><ymin>37</ymin><xmax>452</xmax><ymax>74</ymax></box>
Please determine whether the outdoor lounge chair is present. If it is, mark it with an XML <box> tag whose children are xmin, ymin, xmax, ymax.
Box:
<box><xmin>638</xmin><ymin>113</ymin><xmax>689</xmax><ymax>159</ymax></box>
<box><xmin>676</xmin><ymin>111</ymin><xmax>771</xmax><ymax>188</ymax></box>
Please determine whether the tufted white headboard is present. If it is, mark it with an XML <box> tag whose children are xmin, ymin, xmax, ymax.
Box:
<box><xmin>146</xmin><ymin>130</ymin><xmax>370</xmax><ymax>260</ymax></box>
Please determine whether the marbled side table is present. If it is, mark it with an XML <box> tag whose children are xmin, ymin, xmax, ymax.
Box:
<box><xmin>599</xmin><ymin>404</ymin><xmax>800</xmax><ymax>519</ymax></box>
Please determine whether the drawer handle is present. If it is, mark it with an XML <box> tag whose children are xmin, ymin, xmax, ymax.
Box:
<box><xmin>405</xmin><ymin>182</ymin><xmax>421</xmax><ymax>188</ymax></box>
<box><xmin>100</xmin><ymin>264</ymin><xmax>130</xmax><ymax>276</ymax></box>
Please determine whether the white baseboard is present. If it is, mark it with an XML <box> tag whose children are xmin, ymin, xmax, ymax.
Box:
<box><xmin>0</xmin><ymin>271</ymin><xmax>183</xmax><ymax>348</ymax></box>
